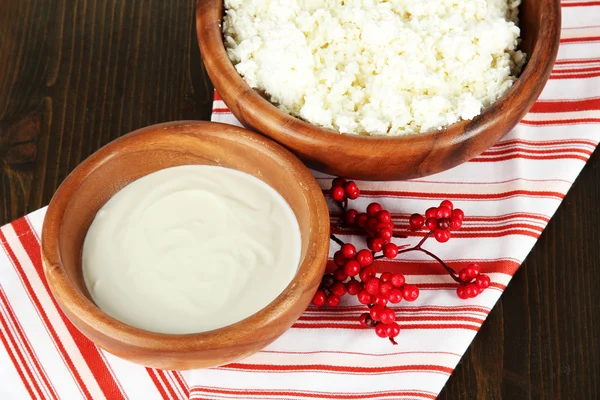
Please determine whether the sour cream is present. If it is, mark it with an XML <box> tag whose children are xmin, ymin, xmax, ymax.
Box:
<box><xmin>82</xmin><ymin>165</ymin><xmax>301</xmax><ymax>334</ymax></box>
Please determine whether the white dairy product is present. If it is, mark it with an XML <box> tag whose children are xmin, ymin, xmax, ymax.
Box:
<box><xmin>82</xmin><ymin>165</ymin><xmax>301</xmax><ymax>334</ymax></box>
<box><xmin>223</xmin><ymin>0</ymin><xmax>525</xmax><ymax>136</ymax></box>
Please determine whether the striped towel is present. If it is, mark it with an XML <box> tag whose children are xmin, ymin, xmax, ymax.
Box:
<box><xmin>1</xmin><ymin>2</ymin><xmax>600</xmax><ymax>399</ymax></box>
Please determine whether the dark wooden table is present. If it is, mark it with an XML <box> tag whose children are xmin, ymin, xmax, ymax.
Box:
<box><xmin>1</xmin><ymin>1</ymin><xmax>598</xmax><ymax>399</ymax></box>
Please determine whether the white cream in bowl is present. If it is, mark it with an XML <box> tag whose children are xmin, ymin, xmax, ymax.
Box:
<box><xmin>82</xmin><ymin>165</ymin><xmax>301</xmax><ymax>334</ymax></box>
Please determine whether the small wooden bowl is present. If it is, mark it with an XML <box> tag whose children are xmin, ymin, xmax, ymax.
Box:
<box><xmin>196</xmin><ymin>0</ymin><xmax>561</xmax><ymax>180</ymax></box>
<box><xmin>41</xmin><ymin>121</ymin><xmax>330</xmax><ymax>370</ymax></box>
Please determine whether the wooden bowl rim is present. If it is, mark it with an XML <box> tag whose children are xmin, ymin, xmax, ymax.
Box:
<box><xmin>41</xmin><ymin>120</ymin><xmax>330</xmax><ymax>352</ymax></box>
<box><xmin>196</xmin><ymin>0</ymin><xmax>561</xmax><ymax>146</ymax></box>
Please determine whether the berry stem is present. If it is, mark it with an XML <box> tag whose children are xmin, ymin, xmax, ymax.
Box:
<box><xmin>417</xmin><ymin>248</ymin><xmax>461</xmax><ymax>283</ymax></box>
<box><xmin>373</xmin><ymin>230</ymin><xmax>461</xmax><ymax>282</ymax></box>
<box><xmin>330</xmin><ymin>233</ymin><xmax>345</xmax><ymax>247</ymax></box>
<box><xmin>414</xmin><ymin>231</ymin><xmax>433</xmax><ymax>247</ymax></box>
<box><xmin>374</xmin><ymin>231</ymin><xmax>432</xmax><ymax>260</ymax></box>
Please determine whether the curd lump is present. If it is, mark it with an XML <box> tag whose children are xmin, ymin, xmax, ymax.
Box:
<box><xmin>223</xmin><ymin>0</ymin><xmax>525</xmax><ymax>135</ymax></box>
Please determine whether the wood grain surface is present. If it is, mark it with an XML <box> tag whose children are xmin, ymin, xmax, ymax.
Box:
<box><xmin>1</xmin><ymin>0</ymin><xmax>598</xmax><ymax>398</ymax></box>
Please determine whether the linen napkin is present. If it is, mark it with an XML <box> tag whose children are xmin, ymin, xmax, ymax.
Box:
<box><xmin>1</xmin><ymin>2</ymin><xmax>600</xmax><ymax>399</ymax></box>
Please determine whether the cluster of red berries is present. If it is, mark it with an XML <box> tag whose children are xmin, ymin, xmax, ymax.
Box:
<box><xmin>312</xmin><ymin>243</ymin><xmax>419</xmax><ymax>311</ymax></box>
<box><xmin>359</xmin><ymin>272</ymin><xmax>419</xmax><ymax>344</ymax></box>
<box><xmin>408</xmin><ymin>200</ymin><xmax>464</xmax><ymax>243</ymax></box>
<box><xmin>317</xmin><ymin>177</ymin><xmax>492</xmax><ymax>344</ymax></box>
<box><xmin>456</xmin><ymin>263</ymin><xmax>491</xmax><ymax>299</ymax></box>
<box><xmin>314</xmin><ymin>178</ymin><xmax>424</xmax><ymax>344</ymax></box>
<box><xmin>344</xmin><ymin>202</ymin><xmax>400</xmax><ymax>256</ymax></box>
<box><xmin>330</xmin><ymin>178</ymin><xmax>360</xmax><ymax>201</ymax></box>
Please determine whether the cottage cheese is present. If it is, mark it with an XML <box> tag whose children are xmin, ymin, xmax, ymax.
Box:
<box><xmin>223</xmin><ymin>0</ymin><xmax>525</xmax><ymax>136</ymax></box>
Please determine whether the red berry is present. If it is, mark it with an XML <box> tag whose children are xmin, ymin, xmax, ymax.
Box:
<box><xmin>356</xmin><ymin>250</ymin><xmax>374</xmax><ymax>266</ymax></box>
<box><xmin>391</xmin><ymin>273</ymin><xmax>406</xmax><ymax>288</ymax></box>
<box><xmin>402</xmin><ymin>284</ymin><xmax>420</xmax><ymax>302</ymax></box>
<box><xmin>331</xmin><ymin>282</ymin><xmax>347</xmax><ymax>297</ymax></box>
<box><xmin>375</xmin><ymin>323</ymin><xmax>388</xmax><ymax>338</ymax></box>
<box><xmin>326</xmin><ymin>293</ymin><xmax>341</xmax><ymax>306</ymax></box>
<box><xmin>357</xmin><ymin>290</ymin><xmax>372</xmax><ymax>305</ymax></box>
<box><xmin>379</xmin><ymin>282</ymin><xmax>394</xmax><ymax>296</ymax></box>
<box><xmin>450</xmin><ymin>217</ymin><xmax>462</xmax><ymax>230</ymax></box>
<box><xmin>380</xmin><ymin>272</ymin><xmax>393</xmax><ymax>283</ymax></box>
<box><xmin>333</xmin><ymin>251</ymin><xmax>346</xmax><ymax>267</ymax></box>
<box><xmin>373</xmin><ymin>293</ymin><xmax>388</xmax><ymax>306</ymax></box>
<box><xmin>340</xmin><ymin>243</ymin><xmax>356</xmax><ymax>259</ymax></box>
<box><xmin>359</xmin><ymin>312</ymin><xmax>375</xmax><ymax>328</ymax></box>
<box><xmin>475</xmin><ymin>275</ymin><xmax>491</xmax><ymax>289</ymax></box>
<box><xmin>321</xmin><ymin>274</ymin><xmax>335</xmax><ymax>288</ymax></box>
<box><xmin>380</xmin><ymin>308</ymin><xmax>396</xmax><ymax>324</ymax></box>
<box><xmin>332</xmin><ymin>177</ymin><xmax>346</xmax><ymax>187</ymax></box>
<box><xmin>346</xmin><ymin>190</ymin><xmax>360</xmax><ymax>201</ymax></box>
<box><xmin>425</xmin><ymin>207</ymin><xmax>438</xmax><ymax>219</ymax></box>
<box><xmin>343</xmin><ymin>260</ymin><xmax>361</xmax><ymax>277</ymax></box>
<box><xmin>356</xmin><ymin>213</ymin><xmax>368</xmax><ymax>228</ymax></box>
<box><xmin>456</xmin><ymin>286</ymin><xmax>469</xmax><ymax>299</ymax></box>
<box><xmin>425</xmin><ymin>217</ymin><xmax>439</xmax><ymax>230</ymax></box>
<box><xmin>465</xmin><ymin>283</ymin><xmax>479</xmax><ymax>298</ymax></box>
<box><xmin>409</xmin><ymin>213</ymin><xmax>425</xmax><ymax>230</ymax></box>
<box><xmin>331</xmin><ymin>186</ymin><xmax>345</xmax><ymax>202</ymax></box>
<box><xmin>345</xmin><ymin>209</ymin><xmax>358</xmax><ymax>225</ymax></box>
<box><xmin>370</xmin><ymin>305</ymin><xmax>385</xmax><ymax>321</ymax></box>
<box><xmin>347</xmin><ymin>279</ymin><xmax>362</xmax><ymax>295</ymax></box>
<box><xmin>367</xmin><ymin>237</ymin><xmax>385</xmax><ymax>252</ymax></box>
<box><xmin>312</xmin><ymin>290</ymin><xmax>326</xmax><ymax>306</ymax></box>
<box><xmin>464</xmin><ymin>266</ymin><xmax>476</xmax><ymax>279</ymax></box>
<box><xmin>451</xmin><ymin>208</ymin><xmax>464</xmax><ymax>220</ymax></box>
<box><xmin>440</xmin><ymin>200</ymin><xmax>454</xmax><ymax>210</ymax></box>
<box><xmin>365</xmin><ymin>278</ymin><xmax>381</xmax><ymax>295</ymax></box>
<box><xmin>388</xmin><ymin>288</ymin><xmax>403</xmax><ymax>303</ymax></box>
<box><xmin>434</xmin><ymin>229</ymin><xmax>451</xmax><ymax>243</ymax></box>
<box><xmin>376</xmin><ymin>210</ymin><xmax>392</xmax><ymax>224</ymax></box>
<box><xmin>344</xmin><ymin>181</ymin><xmax>359</xmax><ymax>194</ymax></box>
<box><xmin>366</xmin><ymin>217</ymin><xmax>379</xmax><ymax>234</ymax></box>
<box><xmin>458</xmin><ymin>268</ymin><xmax>471</xmax><ymax>283</ymax></box>
<box><xmin>359</xmin><ymin>266</ymin><xmax>376</xmax><ymax>282</ymax></box>
<box><xmin>383</xmin><ymin>243</ymin><xmax>399</xmax><ymax>259</ymax></box>
<box><xmin>376</xmin><ymin>221</ymin><xmax>394</xmax><ymax>231</ymax></box>
<box><xmin>377</xmin><ymin>228</ymin><xmax>393</xmax><ymax>242</ymax></box>
<box><xmin>367</xmin><ymin>202</ymin><xmax>383</xmax><ymax>217</ymax></box>
<box><xmin>437</xmin><ymin>218</ymin><xmax>450</xmax><ymax>230</ymax></box>
<box><xmin>334</xmin><ymin>268</ymin><xmax>348</xmax><ymax>282</ymax></box>
<box><xmin>462</xmin><ymin>264</ymin><xmax>480</xmax><ymax>281</ymax></box>
<box><xmin>436</xmin><ymin>206</ymin><xmax>452</xmax><ymax>219</ymax></box>
<box><xmin>359</xmin><ymin>312</ymin><xmax>368</xmax><ymax>327</ymax></box>
<box><xmin>468</xmin><ymin>263</ymin><xmax>481</xmax><ymax>278</ymax></box>
<box><xmin>385</xmin><ymin>322</ymin><xmax>400</xmax><ymax>338</ymax></box>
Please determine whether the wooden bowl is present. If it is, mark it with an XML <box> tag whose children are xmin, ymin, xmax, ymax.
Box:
<box><xmin>41</xmin><ymin>121</ymin><xmax>330</xmax><ymax>370</ymax></box>
<box><xmin>196</xmin><ymin>0</ymin><xmax>561</xmax><ymax>180</ymax></box>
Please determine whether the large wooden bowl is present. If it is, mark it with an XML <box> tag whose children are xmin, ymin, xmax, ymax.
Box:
<box><xmin>196</xmin><ymin>0</ymin><xmax>561</xmax><ymax>180</ymax></box>
<box><xmin>41</xmin><ymin>121</ymin><xmax>330</xmax><ymax>370</ymax></box>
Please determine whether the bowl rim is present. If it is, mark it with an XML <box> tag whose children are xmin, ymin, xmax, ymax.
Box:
<box><xmin>196</xmin><ymin>0</ymin><xmax>561</xmax><ymax>146</ymax></box>
<box><xmin>41</xmin><ymin>120</ymin><xmax>330</xmax><ymax>352</ymax></box>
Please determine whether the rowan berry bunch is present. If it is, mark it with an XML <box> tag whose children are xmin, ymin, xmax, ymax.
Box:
<box><xmin>408</xmin><ymin>204</ymin><xmax>491</xmax><ymax>299</ymax></box>
<box><xmin>311</xmin><ymin>177</ymin><xmax>492</xmax><ymax>344</ymax></box>
<box><xmin>456</xmin><ymin>263</ymin><xmax>491</xmax><ymax>299</ymax></box>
